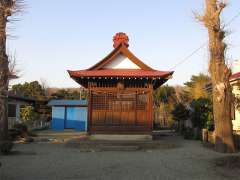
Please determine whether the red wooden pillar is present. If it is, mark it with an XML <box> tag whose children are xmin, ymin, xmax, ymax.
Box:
<box><xmin>88</xmin><ymin>83</ymin><xmax>92</xmax><ymax>134</ymax></box>
<box><xmin>149</xmin><ymin>85</ymin><xmax>153</xmax><ymax>132</ymax></box>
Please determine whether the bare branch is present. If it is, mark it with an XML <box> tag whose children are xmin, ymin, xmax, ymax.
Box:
<box><xmin>193</xmin><ymin>11</ymin><xmax>204</xmax><ymax>22</ymax></box>
<box><xmin>215</xmin><ymin>1</ymin><xmax>226</xmax><ymax>17</ymax></box>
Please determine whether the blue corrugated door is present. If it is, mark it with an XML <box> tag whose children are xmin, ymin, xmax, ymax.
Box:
<box><xmin>66</xmin><ymin>107</ymin><xmax>87</xmax><ymax>131</ymax></box>
<box><xmin>66</xmin><ymin>107</ymin><xmax>76</xmax><ymax>129</ymax></box>
<box><xmin>75</xmin><ymin>107</ymin><xmax>87</xmax><ymax>131</ymax></box>
<box><xmin>52</xmin><ymin>107</ymin><xmax>65</xmax><ymax>131</ymax></box>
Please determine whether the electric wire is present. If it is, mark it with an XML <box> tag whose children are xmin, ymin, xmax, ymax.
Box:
<box><xmin>170</xmin><ymin>10</ymin><xmax>240</xmax><ymax>70</ymax></box>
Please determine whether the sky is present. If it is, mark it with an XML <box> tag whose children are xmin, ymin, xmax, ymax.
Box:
<box><xmin>7</xmin><ymin>0</ymin><xmax>240</xmax><ymax>88</ymax></box>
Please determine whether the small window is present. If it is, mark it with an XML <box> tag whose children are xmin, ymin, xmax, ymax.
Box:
<box><xmin>8</xmin><ymin>104</ymin><xmax>16</xmax><ymax>117</ymax></box>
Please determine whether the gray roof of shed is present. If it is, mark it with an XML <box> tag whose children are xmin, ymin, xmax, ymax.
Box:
<box><xmin>47</xmin><ymin>100</ymin><xmax>87</xmax><ymax>106</ymax></box>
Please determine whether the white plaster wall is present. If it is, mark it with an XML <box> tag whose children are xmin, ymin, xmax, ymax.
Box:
<box><xmin>232</xmin><ymin>84</ymin><xmax>240</xmax><ymax>132</ymax></box>
<box><xmin>231</xmin><ymin>60</ymin><xmax>240</xmax><ymax>132</ymax></box>
<box><xmin>232</xmin><ymin>60</ymin><xmax>240</xmax><ymax>74</ymax></box>
<box><xmin>103</xmin><ymin>54</ymin><xmax>141</xmax><ymax>69</ymax></box>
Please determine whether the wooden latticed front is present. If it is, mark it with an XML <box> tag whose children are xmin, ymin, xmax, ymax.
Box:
<box><xmin>89</xmin><ymin>89</ymin><xmax>152</xmax><ymax>134</ymax></box>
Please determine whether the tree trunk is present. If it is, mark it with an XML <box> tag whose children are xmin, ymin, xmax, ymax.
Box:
<box><xmin>0</xmin><ymin>8</ymin><xmax>9</xmax><ymax>140</ymax></box>
<box><xmin>199</xmin><ymin>0</ymin><xmax>236</xmax><ymax>153</ymax></box>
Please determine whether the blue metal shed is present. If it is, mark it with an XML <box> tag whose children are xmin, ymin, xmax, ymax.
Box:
<box><xmin>47</xmin><ymin>100</ymin><xmax>88</xmax><ymax>131</ymax></box>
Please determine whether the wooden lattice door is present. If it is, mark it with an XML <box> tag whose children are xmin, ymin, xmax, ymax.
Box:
<box><xmin>90</xmin><ymin>91</ymin><xmax>151</xmax><ymax>133</ymax></box>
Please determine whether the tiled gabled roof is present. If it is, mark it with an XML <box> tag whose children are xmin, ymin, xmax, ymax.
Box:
<box><xmin>230</xmin><ymin>72</ymin><xmax>240</xmax><ymax>81</ymax></box>
<box><xmin>68</xmin><ymin>69</ymin><xmax>173</xmax><ymax>78</ymax></box>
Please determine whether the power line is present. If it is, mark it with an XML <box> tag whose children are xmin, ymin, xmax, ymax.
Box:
<box><xmin>225</xmin><ymin>10</ymin><xmax>240</xmax><ymax>26</ymax></box>
<box><xmin>170</xmin><ymin>9</ymin><xmax>240</xmax><ymax>71</ymax></box>
<box><xmin>170</xmin><ymin>43</ymin><xmax>206</xmax><ymax>70</ymax></box>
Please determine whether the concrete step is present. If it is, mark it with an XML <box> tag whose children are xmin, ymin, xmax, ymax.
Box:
<box><xmin>98</xmin><ymin>145</ymin><xmax>140</xmax><ymax>151</ymax></box>
<box><xmin>89</xmin><ymin>134</ymin><xmax>152</xmax><ymax>141</ymax></box>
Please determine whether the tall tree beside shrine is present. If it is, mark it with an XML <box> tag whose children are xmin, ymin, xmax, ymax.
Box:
<box><xmin>0</xmin><ymin>0</ymin><xmax>23</xmax><ymax>140</ymax></box>
<box><xmin>197</xmin><ymin>0</ymin><xmax>235</xmax><ymax>153</ymax></box>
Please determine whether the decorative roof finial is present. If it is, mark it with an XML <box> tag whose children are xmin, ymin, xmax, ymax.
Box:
<box><xmin>113</xmin><ymin>32</ymin><xmax>129</xmax><ymax>48</ymax></box>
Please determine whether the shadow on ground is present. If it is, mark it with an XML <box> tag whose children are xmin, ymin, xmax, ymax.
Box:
<box><xmin>65</xmin><ymin>134</ymin><xmax>182</xmax><ymax>152</ymax></box>
<box><xmin>213</xmin><ymin>156</ymin><xmax>240</xmax><ymax>179</ymax></box>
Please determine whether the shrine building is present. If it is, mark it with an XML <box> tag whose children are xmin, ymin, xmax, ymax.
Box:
<box><xmin>68</xmin><ymin>32</ymin><xmax>174</xmax><ymax>134</ymax></box>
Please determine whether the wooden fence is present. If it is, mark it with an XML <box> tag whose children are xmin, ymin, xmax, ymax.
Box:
<box><xmin>31</xmin><ymin>121</ymin><xmax>51</xmax><ymax>130</ymax></box>
<box><xmin>8</xmin><ymin>117</ymin><xmax>19</xmax><ymax>129</ymax></box>
<box><xmin>8</xmin><ymin>117</ymin><xmax>50</xmax><ymax>130</ymax></box>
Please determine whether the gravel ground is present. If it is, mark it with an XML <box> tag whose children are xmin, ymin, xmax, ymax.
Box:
<box><xmin>0</xmin><ymin>136</ymin><xmax>240</xmax><ymax>180</ymax></box>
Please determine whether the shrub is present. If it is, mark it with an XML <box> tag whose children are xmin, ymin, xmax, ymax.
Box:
<box><xmin>183</xmin><ymin>127</ymin><xmax>194</xmax><ymax>139</ymax></box>
<box><xmin>190</xmin><ymin>98</ymin><xmax>213</xmax><ymax>130</ymax></box>
<box><xmin>9</xmin><ymin>123</ymin><xmax>36</xmax><ymax>142</ymax></box>
<box><xmin>172</xmin><ymin>103</ymin><xmax>190</xmax><ymax>133</ymax></box>
<box><xmin>13</xmin><ymin>123</ymin><xmax>28</xmax><ymax>133</ymax></box>
<box><xmin>0</xmin><ymin>141</ymin><xmax>13</xmax><ymax>155</ymax></box>
<box><xmin>27</xmin><ymin>131</ymin><xmax>37</xmax><ymax>137</ymax></box>
<box><xmin>8</xmin><ymin>129</ymin><xmax>21</xmax><ymax>140</ymax></box>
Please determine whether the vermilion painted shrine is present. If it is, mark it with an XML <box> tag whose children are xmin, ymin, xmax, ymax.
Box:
<box><xmin>68</xmin><ymin>33</ymin><xmax>174</xmax><ymax>134</ymax></box>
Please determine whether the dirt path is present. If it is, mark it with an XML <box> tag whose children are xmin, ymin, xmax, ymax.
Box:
<box><xmin>0</xmin><ymin>136</ymin><xmax>239</xmax><ymax>180</ymax></box>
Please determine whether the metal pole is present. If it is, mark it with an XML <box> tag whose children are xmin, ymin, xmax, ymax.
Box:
<box><xmin>80</xmin><ymin>87</ymin><xmax>82</xmax><ymax>100</ymax></box>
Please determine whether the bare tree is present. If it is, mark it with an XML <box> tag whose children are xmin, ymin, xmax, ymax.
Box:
<box><xmin>0</xmin><ymin>0</ymin><xmax>24</xmax><ymax>140</ymax></box>
<box><xmin>197</xmin><ymin>0</ymin><xmax>235</xmax><ymax>153</ymax></box>
<box><xmin>8</xmin><ymin>52</ymin><xmax>20</xmax><ymax>79</ymax></box>
<box><xmin>40</xmin><ymin>78</ymin><xmax>50</xmax><ymax>97</ymax></box>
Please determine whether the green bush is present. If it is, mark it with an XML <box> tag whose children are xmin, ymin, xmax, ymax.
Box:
<box><xmin>190</xmin><ymin>98</ymin><xmax>213</xmax><ymax>130</ymax></box>
<box><xmin>206</xmin><ymin>120</ymin><xmax>214</xmax><ymax>131</ymax></box>
<box><xmin>20</xmin><ymin>106</ymin><xmax>40</xmax><ymax>126</ymax></box>
<box><xmin>172</xmin><ymin>103</ymin><xmax>189</xmax><ymax>122</ymax></box>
